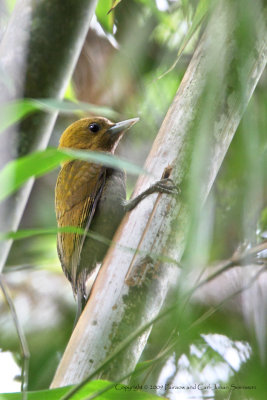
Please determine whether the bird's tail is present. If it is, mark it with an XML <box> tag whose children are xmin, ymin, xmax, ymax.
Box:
<box><xmin>72</xmin><ymin>267</ymin><xmax>99</xmax><ymax>329</ymax></box>
<box><xmin>73</xmin><ymin>289</ymin><xmax>87</xmax><ymax>328</ymax></box>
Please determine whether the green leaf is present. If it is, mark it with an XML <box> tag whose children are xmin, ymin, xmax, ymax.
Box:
<box><xmin>108</xmin><ymin>0</ymin><xmax>123</xmax><ymax>15</ymax></box>
<box><xmin>0</xmin><ymin>227</ymin><xmax>180</xmax><ymax>270</ymax></box>
<box><xmin>31</xmin><ymin>98</ymin><xmax>118</xmax><ymax>119</ymax></box>
<box><xmin>0</xmin><ymin>148</ymin><xmax>147</xmax><ymax>202</ymax></box>
<box><xmin>0</xmin><ymin>227</ymin><xmax>111</xmax><ymax>249</ymax></box>
<box><xmin>0</xmin><ymin>98</ymin><xmax>118</xmax><ymax>134</ymax></box>
<box><xmin>180</xmin><ymin>0</ymin><xmax>190</xmax><ymax>21</ymax></box>
<box><xmin>61</xmin><ymin>148</ymin><xmax>146</xmax><ymax>177</ymax></box>
<box><xmin>0</xmin><ymin>148</ymin><xmax>67</xmax><ymax>202</ymax></box>
<box><xmin>0</xmin><ymin>227</ymin><xmax>82</xmax><ymax>241</ymax></box>
<box><xmin>96</xmin><ymin>0</ymin><xmax>114</xmax><ymax>33</ymax></box>
<box><xmin>158</xmin><ymin>0</ymin><xmax>215</xmax><ymax>79</ymax></box>
<box><xmin>177</xmin><ymin>0</ymin><xmax>214</xmax><ymax>57</ymax></box>
<box><xmin>64</xmin><ymin>80</ymin><xmax>77</xmax><ymax>102</ymax></box>
<box><xmin>0</xmin><ymin>99</ymin><xmax>36</xmax><ymax>133</ymax></box>
<box><xmin>0</xmin><ymin>380</ymin><xmax>164</xmax><ymax>400</ymax></box>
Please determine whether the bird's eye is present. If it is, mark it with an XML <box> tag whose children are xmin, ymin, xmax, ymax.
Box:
<box><xmin>89</xmin><ymin>123</ymin><xmax>100</xmax><ymax>133</ymax></box>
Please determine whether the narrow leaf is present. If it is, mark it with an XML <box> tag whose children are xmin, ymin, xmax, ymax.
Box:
<box><xmin>0</xmin><ymin>380</ymin><xmax>163</xmax><ymax>400</ymax></box>
<box><xmin>158</xmin><ymin>0</ymin><xmax>215</xmax><ymax>79</ymax></box>
<box><xmin>0</xmin><ymin>99</ymin><xmax>36</xmax><ymax>133</ymax></box>
<box><xmin>0</xmin><ymin>149</ymin><xmax>68</xmax><ymax>202</ymax></box>
<box><xmin>60</xmin><ymin>148</ymin><xmax>146</xmax><ymax>177</ymax></box>
<box><xmin>0</xmin><ymin>99</ymin><xmax>118</xmax><ymax>134</ymax></box>
<box><xmin>108</xmin><ymin>0</ymin><xmax>123</xmax><ymax>15</ymax></box>
<box><xmin>0</xmin><ymin>148</ymin><xmax>146</xmax><ymax>202</ymax></box>
<box><xmin>31</xmin><ymin>98</ymin><xmax>118</xmax><ymax>119</ymax></box>
<box><xmin>96</xmin><ymin>0</ymin><xmax>114</xmax><ymax>33</ymax></box>
<box><xmin>178</xmin><ymin>0</ymin><xmax>214</xmax><ymax>58</ymax></box>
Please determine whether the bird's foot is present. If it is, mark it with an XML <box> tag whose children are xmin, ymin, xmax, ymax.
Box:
<box><xmin>124</xmin><ymin>178</ymin><xmax>180</xmax><ymax>212</ymax></box>
<box><xmin>151</xmin><ymin>178</ymin><xmax>180</xmax><ymax>195</ymax></box>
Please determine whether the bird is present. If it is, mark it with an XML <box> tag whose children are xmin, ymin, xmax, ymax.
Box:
<box><xmin>55</xmin><ymin>116</ymin><xmax>178</xmax><ymax>323</ymax></box>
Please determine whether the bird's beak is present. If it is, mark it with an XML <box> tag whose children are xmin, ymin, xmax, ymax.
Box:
<box><xmin>108</xmin><ymin>117</ymin><xmax>139</xmax><ymax>136</ymax></box>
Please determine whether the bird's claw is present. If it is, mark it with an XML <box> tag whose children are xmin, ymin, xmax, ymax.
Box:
<box><xmin>152</xmin><ymin>178</ymin><xmax>180</xmax><ymax>196</ymax></box>
<box><xmin>124</xmin><ymin>178</ymin><xmax>180</xmax><ymax>213</ymax></box>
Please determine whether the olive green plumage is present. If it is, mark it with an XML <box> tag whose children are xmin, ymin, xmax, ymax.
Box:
<box><xmin>55</xmin><ymin>117</ymin><xmax>138</xmax><ymax>317</ymax></box>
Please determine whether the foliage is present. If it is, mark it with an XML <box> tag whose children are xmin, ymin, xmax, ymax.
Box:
<box><xmin>0</xmin><ymin>380</ymin><xmax>162</xmax><ymax>400</ymax></box>
<box><xmin>0</xmin><ymin>147</ymin><xmax>146</xmax><ymax>202</ymax></box>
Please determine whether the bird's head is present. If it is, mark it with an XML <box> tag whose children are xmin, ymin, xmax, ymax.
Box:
<box><xmin>58</xmin><ymin>116</ymin><xmax>139</xmax><ymax>153</ymax></box>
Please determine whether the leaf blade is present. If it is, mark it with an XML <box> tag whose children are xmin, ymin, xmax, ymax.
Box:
<box><xmin>0</xmin><ymin>98</ymin><xmax>118</xmax><ymax>134</ymax></box>
<box><xmin>0</xmin><ymin>148</ymin><xmax>147</xmax><ymax>202</ymax></box>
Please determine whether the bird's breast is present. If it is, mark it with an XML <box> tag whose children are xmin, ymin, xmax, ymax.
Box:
<box><xmin>91</xmin><ymin>168</ymin><xmax>126</xmax><ymax>236</ymax></box>
<box><xmin>78</xmin><ymin>168</ymin><xmax>126</xmax><ymax>277</ymax></box>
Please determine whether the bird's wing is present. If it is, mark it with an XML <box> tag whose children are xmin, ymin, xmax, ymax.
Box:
<box><xmin>55</xmin><ymin>160</ymin><xmax>106</xmax><ymax>292</ymax></box>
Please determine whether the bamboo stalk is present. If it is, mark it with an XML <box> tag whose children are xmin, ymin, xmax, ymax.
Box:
<box><xmin>51</xmin><ymin>0</ymin><xmax>267</xmax><ymax>388</ymax></box>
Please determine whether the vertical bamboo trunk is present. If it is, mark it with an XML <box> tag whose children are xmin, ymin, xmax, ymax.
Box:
<box><xmin>51</xmin><ymin>0</ymin><xmax>266</xmax><ymax>388</ymax></box>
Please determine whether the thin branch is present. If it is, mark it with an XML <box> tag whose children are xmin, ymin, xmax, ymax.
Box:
<box><xmin>189</xmin><ymin>266</ymin><xmax>267</xmax><ymax>331</ymax></box>
<box><xmin>186</xmin><ymin>241</ymin><xmax>267</xmax><ymax>303</ymax></box>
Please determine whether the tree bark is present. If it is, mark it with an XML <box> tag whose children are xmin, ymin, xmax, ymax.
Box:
<box><xmin>51</xmin><ymin>0</ymin><xmax>266</xmax><ymax>387</ymax></box>
<box><xmin>0</xmin><ymin>0</ymin><xmax>98</xmax><ymax>272</ymax></box>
